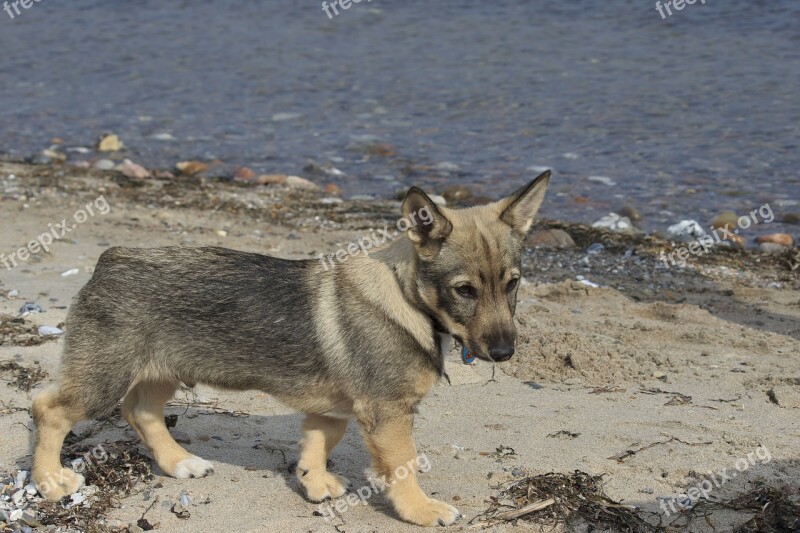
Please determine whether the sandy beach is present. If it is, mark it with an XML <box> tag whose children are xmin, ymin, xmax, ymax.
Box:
<box><xmin>0</xmin><ymin>161</ymin><xmax>797</xmax><ymax>532</ymax></box>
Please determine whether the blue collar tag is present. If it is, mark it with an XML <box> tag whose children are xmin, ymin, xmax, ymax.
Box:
<box><xmin>461</xmin><ymin>346</ymin><xmax>476</xmax><ymax>364</ymax></box>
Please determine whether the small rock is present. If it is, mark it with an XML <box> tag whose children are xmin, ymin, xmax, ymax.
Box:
<box><xmin>320</xmin><ymin>197</ymin><xmax>343</xmax><ymax>205</ymax></box>
<box><xmin>586</xmin><ymin>242</ymin><xmax>605</xmax><ymax>255</ymax></box>
<box><xmin>116</xmin><ymin>159</ymin><xmax>150</xmax><ymax>180</ymax></box>
<box><xmin>170</xmin><ymin>430</ymin><xmax>192</xmax><ymax>444</ymax></box>
<box><xmin>7</xmin><ymin>289</ymin><xmax>19</xmax><ymax>298</ymax></box>
<box><xmin>151</xmin><ymin>133</ymin><xmax>176</xmax><ymax>141</ymax></box>
<box><xmin>618</xmin><ymin>205</ymin><xmax>642</xmax><ymax>222</ymax></box>
<box><xmin>710</xmin><ymin>211</ymin><xmax>739</xmax><ymax>231</ymax></box>
<box><xmin>592</xmin><ymin>213</ymin><xmax>633</xmax><ymax>233</ymax></box>
<box><xmin>42</xmin><ymin>148</ymin><xmax>67</xmax><ymax>161</ymax></box>
<box><xmin>587</xmin><ymin>176</ymin><xmax>616</xmax><ymax>186</ymax></box>
<box><xmin>755</xmin><ymin>233</ymin><xmax>793</xmax><ymax>248</ymax></box>
<box><xmin>323</xmin><ymin>183</ymin><xmax>342</xmax><ymax>196</ymax></box>
<box><xmin>93</xmin><ymin>159</ymin><xmax>116</xmax><ymax>170</ymax></box>
<box><xmin>441</xmin><ymin>185</ymin><xmax>473</xmax><ymax>203</ymax></box>
<box><xmin>760</xmin><ymin>242</ymin><xmax>789</xmax><ymax>254</ymax></box>
<box><xmin>254</xmin><ymin>174</ymin><xmax>287</xmax><ymax>186</ymax></box>
<box><xmin>726</xmin><ymin>235</ymin><xmax>746</xmax><ymax>248</ymax></box>
<box><xmin>72</xmin><ymin>161</ymin><xmax>91</xmax><ymax>169</ymax></box>
<box><xmin>232</xmin><ymin>167</ymin><xmax>256</xmax><ymax>182</ymax></box>
<box><xmin>96</xmin><ymin>133</ymin><xmax>124</xmax><ymax>152</ymax></box>
<box><xmin>38</xmin><ymin>326</ymin><xmax>64</xmax><ymax>336</ymax></box>
<box><xmin>175</xmin><ymin>161</ymin><xmax>208</xmax><ymax>176</ymax></box>
<box><xmin>783</xmin><ymin>213</ymin><xmax>800</xmax><ymax>225</ymax></box>
<box><xmin>19</xmin><ymin>302</ymin><xmax>42</xmax><ymax>314</ymax></box>
<box><xmin>652</xmin><ymin>371</ymin><xmax>667</xmax><ymax>381</ymax></box>
<box><xmin>286</xmin><ymin>176</ymin><xmax>319</xmax><ymax>190</ymax></box>
<box><xmin>428</xmin><ymin>194</ymin><xmax>447</xmax><ymax>206</ymax></box>
<box><xmin>526</xmin><ymin>229</ymin><xmax>576</xmax><ymax>248</ymax></box>
<box><xmin>61</xmin><ymin>268</ymin><xmax>80</xmax><ymax>277</ymax></box>
<box><xmin>667</xmin><ymin>220</ymin><xmax>706</xmax><ymax>239</ymax></box>
<box><xmin>216</xmin><ymin>230</ymin><xmax>228</xmax><ymax>238</ymax></box>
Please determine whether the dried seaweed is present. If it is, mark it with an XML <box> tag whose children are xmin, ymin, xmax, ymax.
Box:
<box><xmin>670</xmin><ymin>481</ymin><xmax>800</xmax><ymax>532</ymax></box>
<box><xmin>0</xmin><ymin>315</ymin><xmax>53</xmax><ymax>347</ymax></box>
<box><xmin>471</xmin><ymin>470</ymin><xmax>663</xmax><ymax>532</ymax></box>
<box><xmin>33</xmin><ymin>439</ymin><xmax>154</xmax><ymax>532</ymax></box>
<box><xmin>0</xmin><ymin>360</ymin><xmax>47</xmax><ymax>392</ymax></box>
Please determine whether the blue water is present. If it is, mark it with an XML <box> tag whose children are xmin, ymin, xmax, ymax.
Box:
<box><xmin>1</xmin><ymin>0</ymin><xmax>799</xmax><ymax>232</ymax></box>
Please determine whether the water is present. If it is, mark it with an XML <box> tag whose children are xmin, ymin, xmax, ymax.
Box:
<box><xmin>1</xmin><ymin>0</ymin><xmax>799</xmax><ymax>234</ymax></box>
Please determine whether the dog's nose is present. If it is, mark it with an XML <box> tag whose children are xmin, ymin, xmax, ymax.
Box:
<box><xmin>488</xmin><ymin>344</ymin><xmax>514</xmax><ymax>362</ymax></box>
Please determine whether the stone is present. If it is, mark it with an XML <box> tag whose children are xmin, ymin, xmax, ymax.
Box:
<box><xmin>783</xmin><ymin>213</ymin><xmax>800</xmax><ymax>225</ymax></box>
<box><xmin>175</xmin><ymin>161</ymin><xmax>208</xmax><ymax>176</ymax></box>
<box><xmin>667</xmin><ymin>220</ymin><xmax>706</xmax><ymax>239</ymax></box>
<box><xmin>760</xmin><ymin>242</ymin><xmax>789</xmax><ymax>254</ymax></box>
<box><xmin>286</xmin><ymin>176</ymin><xmax>319</xmax><ymax>190</ymax></box>
<box><xmin>428</xmin><ymin>194</ymin><xmax>447</xmax><ymax>206</ymax></box>
<box><xmin>255</xmin><ymin>174</ymin><xmax>287</xmax><ymax>185</ymax></box>
<box><xmin>323</xmin><ymin>183</ymin><xmax>342</xmax><ymax>196</ymax></box>
<box><xmin>233</xmin><ymin>167</ymin><xmax>256</xmax><ymax>182</ymax></box>
<box><xmin>93</xmin><ymin>159</ymin><xmax>115</xmax><ymax>170</ymax></box>
<box><xmin>526</xmin><ymin>229</ymin><xmax>576</xmax><ymax>248</ymax></box>
<box><xmin>593</xmin><ymin>213</ymin><xmax>633</xmax><ymax>233</ymax></box>
<box><xmin>116</xmin><ymin>159</ymin><xmax>150</xmax><ymax>179</ymax></box>
<box><xmin>710</xmin><ymin>211</ymin><xmax>739</xmax><ymax>231</ymax></box>
<box><xmin>755</xmin><ymin>233</ymin><xmax>793</xmax><ymax>247</ymax></box>
<box><xmin>618</xmin><ymin>205</ymin><xmax>642</xmax><ymax>222</ymax></box>
<box><xmin>96</xmin><ymin>134</ymin><xmax>123</xmax><ymax>152</ymax></box>
<box><xmin>441</xmin><ymin>185</ymin><xmax>473</xmax><ymax>203</ymax></box>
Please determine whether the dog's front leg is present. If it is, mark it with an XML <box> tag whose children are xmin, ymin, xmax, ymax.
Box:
<box><xmin>297</xmin><ymin>414</ymin><xmax>350</xmax><ymax>501</ymax></box>
<box><xmin>359</xmin><ymin>413</ymin><xmax>460</xmax><ymax>527</ymax></box>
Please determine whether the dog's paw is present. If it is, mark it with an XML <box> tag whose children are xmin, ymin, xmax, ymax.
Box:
<box><xmin>174</xmin><ymin>456</ymin><xmax>214</xmax><ymax>479</ymax></box>
<box><xmin>34</xmin><ymin>467</ymin><xmax>85</xmax><ymax>501</ymax></box>
<box><xmin>299</xmin><ymin>469</ymin><xmax>351</xmax><ymax>502</ymax></box>
<box><xmin>398</xmin><ymin>498</ymin><xmax>461</xmax><ymax>527</ymax></box>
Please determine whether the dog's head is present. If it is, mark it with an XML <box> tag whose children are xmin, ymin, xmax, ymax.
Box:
<box><xmin>403</xmin><ymin>171</ymin><xmax>550</xmax><ymax>362</ymax></box>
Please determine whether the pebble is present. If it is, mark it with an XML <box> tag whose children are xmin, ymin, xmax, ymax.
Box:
<box><xmin>710</xmin><ymin>211</ymin><xmax>739</xmax><ymax>231</ymax></box>
<box><xmin>617</xmin><ymin>205</ymin><xmax>642</xmax><ymax>222</ymax></box>
<box><xmin>526</xmin><ymin>229</ymin><xmax>576</xmax><ymax>248</ymax></box>
<box><xmin>19</xmin><ymin>302</ymin><xmax>42</xmax><ymax>314</ymax></box>
<box><xmin>441</xmin><ymin>185</ymin><xmax>473</xmax><ymax>203</ymax></box>
<box><xmin>286</xmin><ymin>176</ymin><xmax>319</xmax><ymax>190</ymax></box>
<box><xmin>116</xmin><ymin>159</ymin><xmax>150</xmax><ymax>180</ymax></box>
<box><xmin>233</xmin><ymin>167</ymin><xmax>256</xmax><ymax>181</ymax></box>
<box><xmin>755</xmin><ymin>233</ymin><xmax>793</xmax><ymax>247</ymax></box>
<box><xmin>667</xmin><ymin>220</ymin><xmax>706</xmax><ymax>239</ymax></box>
<box><xmin>170</xmin><ymin>430</ymin><xmax>192</xmax><ymax>444</ymax></box>
<box><xmin>72</xmin><ymin>161</ymin><xmax>91</xmax><ymax>169</ymax></box>
<box><xmin>67</xmin><ymin>147</ymin><xmax>91</xmax><ymax>154</ymax></box>
<box><xmin>783</xmin><ymin>213</ymin><xmax>800</xmax><ymax>225</ymax></box>
<box><xmin>586</xmin><ymin>242</ymin><xmax>605</xmax><ymax>255</ymax></box>
<box><xmin>255</xmin><ymin>174</ymin><xmax>287</xmax><ymax>185</ymax></box>
<box><xmin>575</xmin><ymin>275</ymin><xmax>599</xmax><ymax>288</ymax></box>
<box><xmin>587</xmin><ymin>176</ymin><xmax>616</xmax><ymax>186</ymax></box>
<box><xmin>38</xmin><ymin>326</ymin><xmax>64</xmax><ymax>336</ymax></box>
<box><xmin>7</xmin><ymin>290</ymin><xmax>19</xmax><ymax>298</ymax></box>
<box><xmin>175</xmin><ymin>161</ymin><xmax>208</xmax><ymax>176</ymax></box>
<box><xmin>93</xmin><ymin>159</ymin><xmax>116</xmax><ymax>170</ymax></box>
<box><xmin>61</xmin><ymin>268</ymin><xmax>80</xmax><ymax>277</ymax></box>
<box><xmin>428</xmin><ymin>194</ymin><xmax>447</xmax><ymax>206</ymax></box>
<box><xmin>320</xmin><ymin>197</ymin><xmax>343</xmax><ymax>205</ymax></box>
<box><xmin>96</xmin><ymin>133</ymin><xmax>124</xmax><ymax>152</ymax></box>
<box><xmin>760</xmin><ymin>242</ymin><xmax>789</xmax><ymax>254</ymax></box>
<box><xmin>652</xmin><ymin>371</ymin><xmax>667</xmax><ymax>381</ymax></box>
<box><xmin>323</xmin><ymin>183</ymin><xmax>342</xmax><ymax>196</ymax></box>
<box><xmin>592</xmin><ymin>213</ymin><xmax>633</xmax><ymax>232</ymax></box>
<box><xmin>151</xmin><ymin>133</ymin><xmax>176</xmax><ymax>141</ymax></box>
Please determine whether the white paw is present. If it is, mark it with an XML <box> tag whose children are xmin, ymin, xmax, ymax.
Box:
<box><xmin>174</xmin><ymin>456</ymin><xmax>214</xmax><ymax>479</ymax></box>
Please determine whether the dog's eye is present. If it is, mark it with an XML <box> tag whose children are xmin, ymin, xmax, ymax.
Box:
<box><xmin>454</xmin><ymin>284</ymin><xmax>477</xmax><ymax>298</ymax></box>
<box><xmin>506</xmin><ymin>278</ymin><xmax>519</xmax><ymax>292</ymax></box>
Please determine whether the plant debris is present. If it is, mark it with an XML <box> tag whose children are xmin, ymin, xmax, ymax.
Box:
<box><xmin>0</xmin><ymin>315</ymin><xmax>55</xmax><ymax>348</ymax></box>
<box><xmin>2</xmin><ymin>439</ymin><xmax>154</xmax><ymax>532</ymax></box>
<box><xmin>0</xmin><ymin>360</ymin><xmax>48</xmax><ymax>392</ymax></box>
<box><xmin>668</xmin><ymin>481</ymin><xmax>800</xmax><ymax>532</ymax></box>
<box><xmin>471</xmin><ymin>470</ymin><xmax>663</xmax><ymax>531</ymax></box>
<box><xmin>608</xmin><ymin>434</ymin><xmax>713</xmax><ymax>464</ymax></box>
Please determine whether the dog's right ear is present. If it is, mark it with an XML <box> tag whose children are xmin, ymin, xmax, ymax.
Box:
<box><xmin>402</xmin><ymin>187</ymin><xmax>452</xmax><ymax>258</ymax></box>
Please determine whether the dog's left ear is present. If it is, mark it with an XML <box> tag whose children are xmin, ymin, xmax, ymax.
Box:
<box><xmin>498</xmin><ymin>170</ymin><xmax>551</xmax><ymax>238</ymax></box>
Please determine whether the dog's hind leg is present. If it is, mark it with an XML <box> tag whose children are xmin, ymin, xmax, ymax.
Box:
<box><xmin>296</xmin><ymin>415</ymin><xmax>350</xmax><ymax>501</ymax></box>
<box><xmin>359</xmin><ymin>413</ymin><xmax>460</xmax><ymax>527</ymax></box>
<box><xmin>122</xmin><ymin>381</ymin><xmax>213</xmax><ymax>479</ymax></box>
<box><xmin>31</xmin><ymin>388</ymin><xmax>87</xmax><ymax>500</ymax></box>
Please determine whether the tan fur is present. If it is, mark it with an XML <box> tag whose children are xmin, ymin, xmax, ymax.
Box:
<box><xmin>297</xmin><ymin>415</ymin><xmax>350</xmax><ymax>501</ymax></box>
